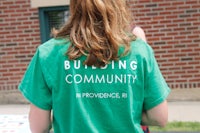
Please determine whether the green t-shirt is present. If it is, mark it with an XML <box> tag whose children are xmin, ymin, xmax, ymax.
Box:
<box><xmin>19</xmin><ymin>38</ymin><xmax>170</xmax><ymax>133</ymax></box>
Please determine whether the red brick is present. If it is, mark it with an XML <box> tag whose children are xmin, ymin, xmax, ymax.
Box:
<box><xmin>0</xmin><ymin>0</ymin><xmax>200</xmax><ymax>90</ymax></box>
<box><xmin>2</xmin><ymin>1</ymin><xmax>14</xmax><ymax>5</ymax></box>
<box><xmin>186</xmin><ymin>1</ymin><xmax>198</xmax><ymax>4</ymax></box>
<box><xmin>15</xmin><ymin>0</ymin><xmax>27</xmax><ymax>4</ymax></box>
<box><xmin>181</xmin><ymin>49</ymin><xmax>193</xmax><ymax>52</ymax></box>
<box><xmin>8</xmin><ymin>5</ymin><xmax>20</xmax><ymax>9</ymax></box>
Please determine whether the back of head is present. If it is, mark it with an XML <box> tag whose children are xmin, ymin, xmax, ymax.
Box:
<box><xmin>56</xmin><ymin>0</ymin><xmax>135</xmax><ymax>67</ymax></box>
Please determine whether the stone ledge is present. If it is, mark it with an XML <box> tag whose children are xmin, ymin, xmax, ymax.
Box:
<box><xmin>1</xmin><ymin>88</ymin><xmax>200</xmax><ymax>104</ymax></box>
<box><xmin>0</xmin><ymin>90</ymin><xmax>29</xmax><ymax>104</ymax></box>
<box><xmin>167</xmin><ymin>88</ymin><xmax>200</xmax><ymax>102</ymax></box>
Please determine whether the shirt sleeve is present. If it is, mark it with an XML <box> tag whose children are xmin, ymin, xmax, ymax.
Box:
<box><xmin>143</xmin><ymin>46</ymin><xmax>171</xmax><ymax>110</ymax></box>
<box><xmin>18</xmin><ymin>49</ymin><xmax>52</xmax><ymax>110</ymax></box>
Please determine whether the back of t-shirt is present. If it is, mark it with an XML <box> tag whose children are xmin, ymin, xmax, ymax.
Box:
<box><xmin>19</xmin><ymin>38</ymin><xmax>170</xmax><ymax>133</ymax></box>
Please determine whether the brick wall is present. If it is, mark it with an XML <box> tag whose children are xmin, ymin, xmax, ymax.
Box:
<box><xmin>0</xmin><ymin>0</ymin><xmax>200</xmax><ymax>91</ymax></box>
<box><xmin>130</xmin><ymin>0</ymin><xmax>200</xmax><ymax>89</ymax></box>
<box><xmin>0</xmin><ymin>0</ymin><xmax>40</xmax><ymax>90</ymax></box>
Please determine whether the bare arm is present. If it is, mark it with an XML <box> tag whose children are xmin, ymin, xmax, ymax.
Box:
<box><xmin>133</xmin><ymin>26</ymin><xmax>168</xmax><ymax>127</ymax></box>
<box><xmin>132</xmin><ymin>26</ymin><xmax>147</xmax><ymax>42</ymax></box>
<box><xmin>29</xmin><ymin>104</ymin><xmax>51</xmax><ymax>133</ymax></box>
<box><xmin>142</xmin><ymin>100</ymin><xmax>168</xmax><ymax>127</ymax></box>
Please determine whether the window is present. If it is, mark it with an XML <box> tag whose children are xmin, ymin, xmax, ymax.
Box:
<box><xmin>39</xmin><ymin>6</ymin><xmax>69</xmax><ymax>43</ymax></box>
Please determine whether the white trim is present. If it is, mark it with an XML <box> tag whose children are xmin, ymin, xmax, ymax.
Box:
<box><xmin>31</xmin><ymin>0</ymin><xmax>69</xmax><ymax>8</ymax></box>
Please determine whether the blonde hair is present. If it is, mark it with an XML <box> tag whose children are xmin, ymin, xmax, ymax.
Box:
<box><xmin>56</xmin><ymin>0</ymin><xmax>135</xmax><ymax>67</ymax></box>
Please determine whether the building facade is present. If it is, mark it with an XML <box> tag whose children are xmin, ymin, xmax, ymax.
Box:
<box><xmin>0</xmin><ymin>0</ymin><xmax>200</xmax><ymax>92</ymax></box>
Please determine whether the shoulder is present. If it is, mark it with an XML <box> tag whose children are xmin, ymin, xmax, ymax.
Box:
<box><xmin>132</xmin><ymin>26</ymin><xmax>145</xmax><ymax>32</ymax></box>
<box><xmin>130</xmin><ymin>38</ymin><xmax>152</xmax><ymax>51</ymax></box>
<box><xmin>38</xmin><ymin>38</ymin><xmax>70</xmax><ymax>52</ymax></box>
<box><xmin>132</xmin><ymin>26</ymin><xmax>147</xmax><ymax>42</ymax></box>
<box><xmin>37</xmin><ymin>38</ymin><xmax>70</xmax><ymax>59</ymax></box>
<box><xmin>129</xmin><ymin>38</ymin><xmax>154</xmax><ymax>58</ymax></box>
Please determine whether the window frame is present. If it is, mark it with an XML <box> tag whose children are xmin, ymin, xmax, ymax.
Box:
<box><xmin>39</xmin><ymin>6</ymin><xmax>69</xmax><ymax>43</ymax></box>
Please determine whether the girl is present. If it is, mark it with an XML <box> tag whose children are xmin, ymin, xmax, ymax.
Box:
<box><xmin>19</xmin><ymin>0</ymin><xmax>170</xmax><ymax>132</ymax></box>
